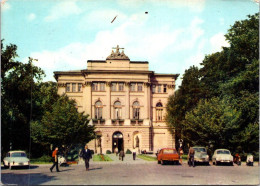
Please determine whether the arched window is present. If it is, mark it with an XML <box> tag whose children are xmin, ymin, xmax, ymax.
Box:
<box><xmin>156</xmin><ymin>102</ymin><xmax>163</xmax><ymax>121</ymax></box>
<box><xmin>156</xmin><ymin>102</ymin><xmax>163</xmax><ymax>107</ymax></box>
<box><xmin>133</xmin><ymin>101</ymin><xmax>140</xmax><ymax>119</ymax></box>
<box><xmin>114</xmin><ymin>101</ymin><xmax>122</xmax><ymax>119</ymax></box>
<box><xmin>95</xmin><ymin>101</ymin><xmax>103</xmax><ymax>119</ymax></box>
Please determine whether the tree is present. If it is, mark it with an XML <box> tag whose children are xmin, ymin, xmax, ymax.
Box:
<box><xmin>166</xmin><ymin>14</ymin><xmax>259</xmax><ymax>156</ymax></box>
<box><xmin>166</xmin><ymin>66</ymin><xmax>205</xmax><ymax>146</ymax></box>
<box><xmin>1</xmin><ymin>42</ymin><xmax>45</xmax><ymax>155</ymax></box>
<box><xmin>183</xmin><ymin>97</ymin><xmax>242</xmax><ymax>154</ymax></box>
<box><xmin>31</xmin><ymin>95</ymin><xmax>95</xmax><ymax>158</ymax></box>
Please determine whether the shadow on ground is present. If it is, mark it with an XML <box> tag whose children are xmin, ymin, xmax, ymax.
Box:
<box><xmin>1</xmin><ymin>172</ymin><xmax>56</xmax><ymax>185</ymax></box>
<box><xmin>1</xmin><ymin>165</ymin><xmax>39</xmax><ymax>170</ymax></box>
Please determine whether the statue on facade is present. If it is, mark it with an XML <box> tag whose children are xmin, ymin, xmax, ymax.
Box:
<box><xmin>106</xmin><ymin>45</ymin><xmax>129</xmax><ymax>60</ymax></box>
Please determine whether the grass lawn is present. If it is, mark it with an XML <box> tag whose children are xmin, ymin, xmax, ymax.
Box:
<box><xmin>137</xmin><ymin>154</ymin><xmax>157</xmax><ymax>161</ymax></box>
<box><xmin>93</xmin><ymin>154</ymin><xmax>113</xmax><ymax>161</ymax></box>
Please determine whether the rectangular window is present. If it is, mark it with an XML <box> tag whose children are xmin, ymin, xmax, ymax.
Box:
<box><xmin>133</xmin><ymin>108</ymin><xmax>140</xmax><ymax>119</ymax></box>
<box><xmin>156</xmin><ymin>109</ymin><xmax>163</xmax><ymax>121</ymax></box>
<box><xmin>100</xmin><ymin>83</ymin><xmax>105</xmax><ymax>91</ymax></box>
<box><xmin>163</xmin><ymin>84</ymin><xmax>167</xmax><ymax>93</ymax></box>
<box><xmin>115</xmin><ymin>108</ymin><xmax>121</xmax><ymax>119</ymax></box>
<box><xmin>95</xmin><ymin>108</ymin><xmax>102</xmax><ymax>119</ymax></box>
<box><xmin>118</xmin><ymin>83</ymin><xmax>124</xmax><ymax>91</ymax></box>
<box><xmin>130</xmin><ymin>83</ymin><xmax>136</xmax><ymax>91</ymax></box>
<box><xmin>92</xmin><ymin>83</ymin><xmax>98</xmax><ymax>91</ymax></box>
<box><xmin>66</xmin><ymin>83</ymin><xmax>70</xmax><ymax>92</ymax></box>
<box><xmin>72</xmin><ymin>83</ymin><xmax>76</xmax><ymax>92</ymax></box>
<box><xmin>137</xmin><ymin>83</ymin><xmax>143</xmax><ymax>92</ymax></box>
<box><xmin>152</xmin><ymin>84</ymin><xmax>156</xmax><ymax>93</ymax></box>
<box><xmin>158</xmin><ymin>84</ymin><xmax>162</xmax><ymax>93</ymax></box>
<box><xmin>111</xmin><ymin>83</ymin><xmax>117</xmax><ymax>91</ymax></box>
<box><xmin>78</xmin><ymin>83</ymin><xmax>82</xmax><ymax>92</ymax></box>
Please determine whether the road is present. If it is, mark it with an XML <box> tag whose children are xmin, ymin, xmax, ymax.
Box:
<box><xmin>1</xmin><ymin>156</ymin><xmax>259</xmax><ymax>185</ymax></box>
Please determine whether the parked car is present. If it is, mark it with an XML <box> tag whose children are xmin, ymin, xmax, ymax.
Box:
<box><xmin>157</xmin><ymin>148</ymin><xmax>179</xmax><ymax>165</ymax></box>
<box><xmin>246</xmin><ymin>154</ymin><xmax>254</xmax><ymax>166</ymax></box>
<box><xmin>58</xmin><ymin>155</ymin><xmax>67</xmax><ymax>165</ymax></box>
<box><xmin>3</xmin><ymin>151</ymin><xmax>30</xmax><ymax>169</ymax></box>
<box><xmin>193</xmin><ymin>146</ymin><xmax>210</xmax><ymax>165</ymax></box>
<box><xmin>212</xmin><ymin>149</ymin><xmax>233</xmax><ymax>166</ymax></box>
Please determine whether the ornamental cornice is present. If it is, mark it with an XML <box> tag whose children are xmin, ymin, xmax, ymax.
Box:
<box><xmin>85</xmin><ymin>81</ymin><xmax>92</xmax><ymax>86</ymax></box>
<box><xmin>144</xmin><ymin>82</ymin><xmax>151</xmax><ymax>87</ymax></box>
<box><xmin>167</xmin><ymin>84</ymin><xmax>175</xmax><ymax>89</ymax></box>
<box><xmin>57</xmin><ymin>83</ymin><xmax>66</xmax><ymax>87</ymax></box>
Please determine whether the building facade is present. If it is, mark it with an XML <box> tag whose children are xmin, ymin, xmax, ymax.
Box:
<box><xmin>54</xmin><ymin>45</ymin><xmax>179</xmax><ymax>154</ymax></box>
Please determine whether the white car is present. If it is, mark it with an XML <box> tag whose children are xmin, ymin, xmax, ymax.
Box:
<box><xmin>58</xmin><ymin>155</ymin><xmax>67</xmax><ymax>165</ymax></box>
<box><xmin>246</xmin><ymin>154</ymin><xmax>254</xmax><ymax>166</ymax></box>
<box><xmin>212</xmin><ymin>149</ymin><xmax>233</xmax><ymax>166</ymax></box>
<box><xmin>3</xmin><ymin>151</ymin><xmax>30</xmax><ymax>169</ymax></box>
<box><xmin>193</xmin><ymin>147</ymin><xmax>210</xmax><ymax>165</ymax></box>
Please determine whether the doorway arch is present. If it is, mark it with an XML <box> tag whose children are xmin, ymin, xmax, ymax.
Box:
<box><xmin>112</xmin><ymin>131</ymin><xmax>124</xmax><ymax>153</ymax></box>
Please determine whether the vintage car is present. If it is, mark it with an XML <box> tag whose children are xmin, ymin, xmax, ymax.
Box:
<box><xmin>192</xmin><ymin>146</ymin><xmax>210</xmax><ymax>165</ymax></box>
<box><xmin>157</xmin><ymin>148</ymin><xmax>179</xmax><ymax>165</ymax></box>
<box><xmin>212</xmin><ymin>149</ymin><xmax>233</xmax><ymax>166</ymax></box>
<box><xmin>3</xmin><ymin>151</ymin><xmax>30</xmax><ymax>169</ymax></box>
<box><xmin>58</xmin><ymin>155</ymin><xmax>67</xmax><ymax>165</ymax></box>
<box><xmin>246</xmin><ymin>154</ymin><xmax>254</xmax><ymax>166</ymax></box>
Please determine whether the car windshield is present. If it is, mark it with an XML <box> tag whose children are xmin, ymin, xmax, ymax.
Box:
<box><xmin>11</xmin><ymin>152</ymin><xmax>27</xmax><ymax>157</ymax></box>
<box><xmin>217</xmin><ymin>150</ymin><xmax>230</xmax><ymax>154</ymax></box>
<box><xmin>163</xmin><ymin>149</ymin><xmax>177</xmax><ymax>154</ymax></box>
<box><xmin>193</xmin><ymin>148</ymin><xmax>206</xmax><ymax>152</ymax></box>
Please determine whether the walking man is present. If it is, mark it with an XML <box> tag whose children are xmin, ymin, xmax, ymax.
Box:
<box><xmin>50</xmin><ymin>147</ymin><xmax>60</xmax><ymax>172</ymax></box>
<box><xmin>119</xmin><ymin>149</ymin><xmax>125</xmax><ymax>161</ymax></box>
<box><xmin>188</xmin><ymin>146</ymin><xmax>195</xmax><ymax>167</ymax></box>
<box><xmin>81</xmin><ymin>145</ymin><xmax>92</xmax><ymax>171</ymax></box>
<box><xmin>132</xmin><ymin>148</ymin><xmax>136</xmax><ymax>160</ymax></box>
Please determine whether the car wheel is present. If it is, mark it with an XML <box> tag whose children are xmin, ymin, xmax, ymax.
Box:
<box><xmin>3</xmin><ymin>161</ymin><xmax>7</xmax><ymax>168</ymax></box>
<box><xmin>158</xmin><ymin>160</ymin><xmax>161</xmax><ymax>164</ymax></box>
<box><xmin>161</xmin><ymin>160</ymin><xmax>164</xmax><ymax>165</ymax></box>
<box><xmin>230</xmin><ymin>162</ymin><xmax>233</xmax><ymax>166</ymax></box>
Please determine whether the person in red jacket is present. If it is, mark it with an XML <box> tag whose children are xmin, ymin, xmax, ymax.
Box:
<box><xmin>50</xmin><ymin>147</ymin><xmax>60</xmax><ymax>172</ymax></box>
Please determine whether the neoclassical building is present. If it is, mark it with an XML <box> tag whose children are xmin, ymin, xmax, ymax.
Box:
<box><xmin>54</xmin><ymin>45</ymin><xmax>179</xmax><ymax>154</ymax></box>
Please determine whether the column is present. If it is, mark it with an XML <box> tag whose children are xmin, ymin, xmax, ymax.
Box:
<box><xmin>125</xmin><ymin>82</ymin><xmax>130</xmax><ymax>119</ymax></box>
<box><xmin>105</xmin><ymin>82</ymin><xmax>112</xmax><ymax>125</ymax></box>
<box><xmin>125</xmin><ymin>82</ymin><xmax>130</xmax><ymax>125</ymax></box>
<box><xmin>85</xmin><ymin>81</ymin><xmax>92</xmax><ymax>118</ymax></box>
<box><xmin>143</xmin><ymin>82</ymin><xmax>151</xmax><ymax>126</ymax></box>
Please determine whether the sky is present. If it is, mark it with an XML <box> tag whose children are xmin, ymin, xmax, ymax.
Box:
<box><xmin>1</xmin><ymin>0</ymin><xmax>259</xmax><ymax>88</ymax></box>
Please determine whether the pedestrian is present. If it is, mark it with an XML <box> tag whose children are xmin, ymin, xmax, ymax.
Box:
<box><xmin>179</xmin><ymin>147</ymin><xmax>183</xmax><ymax>165</ymax></box>
<box><xmin>133</xmin><ymin>148</ymin><xmax>136</xmax><ymax>160</ymax></box>
<box><xmin>188</xmin><ymin>146</ymin><xmax>195</xmax><ymax>167</ymax></box>
<box><xmin>81</xmin><ymin>145</ymin><xmax>92</xmax><ymax>171</ymax></box>
<box><xmin>50</xmin><ymin>147</ymin><xmax>60</xmax><ymax>172</ymax></box>
<box><xmin>115</xmin><ymin>147</ymin><xmax>118</xmax><ymax>156</ymax></box>
<box><xmin>119</xmin><ymin>149</ymin><xmax>125</xmax><ymax>161</ymax></box>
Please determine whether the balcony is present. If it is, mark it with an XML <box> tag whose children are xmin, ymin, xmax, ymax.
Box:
<box><xmin>111</xmin><ymin>119</ymin><xmax>124</xmax><ymax>126</ymax></box>
<box><xmin>92</xmin><ymin>119</ymin><xmax>105</xmax><ymax>125</ymax></box>
<box><xmin>131</xmin><ymin>119</ymin><xmax>143</xmax><ymax>125</ymax></box>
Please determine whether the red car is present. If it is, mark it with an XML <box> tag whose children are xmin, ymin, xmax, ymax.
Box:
<box><xmin>157</xmin><ymin>148</ymin><xmax>179</xmax><ymax>165</ymax></box>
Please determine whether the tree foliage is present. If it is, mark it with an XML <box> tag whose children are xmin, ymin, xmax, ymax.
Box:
<box><xmin>1</xmin><ymin>41</ymin><xmax>95</xmax><ymax>158</ymax></box>
<box><xmin>166</xmin><ymin>13</ymin><xmax>259</xmax><ymax>155</ymax></box>
<box><xmin>1</xmin><ymin>41</ymin><xmax>45</xmax><ymax>154</ymax></box>
<box><xmin>31</xmin><ymin>95</ymin><xmax>95</xmax><ymax>158</ymax></box>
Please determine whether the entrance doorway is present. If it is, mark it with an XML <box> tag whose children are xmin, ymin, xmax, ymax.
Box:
<box><xmin>112</xmin><ymin>131</ymin><xmax>124</xmax><ymax>153</ymax></box>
